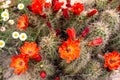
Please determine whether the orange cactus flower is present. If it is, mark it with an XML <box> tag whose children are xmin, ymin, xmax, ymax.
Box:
<box><xmin>10</xmin><ymin>54</ymin><xmax>29</xmax><ymax>75</ymax></box>
<box><xmin>71</xmin><ymin>2</ymin><xmax>84</xmax><ymax>15</ymax></box>
<box><xmin>20</xmin><ymin>42</ymin><xmax>40</xmax><ymax>58</ymax></box>
<box><xmin>58</xmin><ymin>38</ymin><xmax>80</xmax><ymax>63</ymax></box>
<box><xmin>17</xmin><ymin>14</ymin><xmax>29</xmax><ymax>31</ymax></box>
<box><xmin>104</xmin><ymin>51</ymin><xmax>120</xmax><ymax>70</ymax></box>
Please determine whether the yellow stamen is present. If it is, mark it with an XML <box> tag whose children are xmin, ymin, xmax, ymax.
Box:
<box><xmin>0</xmin><ymin>42</ymin><xmax>3</xmax><ymax>46</ymax></box>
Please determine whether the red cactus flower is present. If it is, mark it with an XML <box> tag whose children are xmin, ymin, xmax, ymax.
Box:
<box><xmin>81</xmin><ymin>27</ymin><xmax>90</xmax><ymax>37</ymax></box>
<box><xmin>31</xmin><ymin>0</ymin><xmax>45</xmax><ymax>15</ymax></box>
<box><xmin>52</xmin><ymin>0</ymin><xmax>58</xmax><ymax>6</ymax></box>
<box><xmin>20</xmin><ymin>42</ymin><xmax>40</xmax><ymax>58</ymax></box>
<box><xmin>88</xmin><ymin>37</ymin><xmax>103</xmax><ymax>46</ymax></box>
<box><xmin>87</xmin><ymin>9</ymin><xmax>98</xmax><ymax>17</ymax></box>
<box><xmin>62</xmin><ymin>8</ymin><xmax>69</xmax><ymax>19</ymax></box>
<box><xmin>10</xmin><ymin>54</ymin><xmax>29</xmax><ymax>75</ymax></box>
<box><xmin>66</xmin><ymin>27</ymin><xmax>76</xmax><ymax>39</ymax></box>
<box><xmin>66</xmin><ymin>0</ymin><xmax>71</xmax><ymax>7</ymax></box>
<box><xmin>27</xmin><ymin>5</ymin><xmax>32</xmax><ymax>11</ymax></box>
<box><xmin>55</xmin><ymin>76</ymin><xmax>60</xmax><ymax>80</ymax></box>
<box><xmin>104</xmin><ymin>51</ymin><xmax>120</xmax><ymax>70</ymax></box>
<box><xmin>116</xmin><ymin>5</ymin><xmax>120</xmax><ymax>11</ymax></box>
<box><xmin>71</xmin><ymin>2</ymin><xmax>84</xmax><ymax>15</ymax></box>
<box><xmin>17</xmin><ymin>14</ymin><xmax>29</xmax><ymax>31</ymax></box>
<box><xmin>58</xmin><ymin>38</ymin><xmax>80</xmax><ymax>63</ymax></box>
<box><xmin>44</xmin><ymin>2</ymin><xmax>51</xmax><ymax>8</ymax></box>
<box><xmin>40</xmin><ymin>71</ymin><xmax>46</xmax><ymax>79</ymax></box>
<box><xmin>55</xmin><ymin>28</ymin><xmax>60</xmax><ymax>36</ymax></box>
<box><xmin>46</xmin><ymin>21</ymin><xmax>52</xmax><ymax>30</ymax></box>
<box><xmin>53</xmin><ymin>1</ymin><xmax>64</xmax><ymax>12</ymax></box>
<box><xmin>33</xmin><ymin>54</ymin><xmax>42</xmax><ymax>62</ymax></box>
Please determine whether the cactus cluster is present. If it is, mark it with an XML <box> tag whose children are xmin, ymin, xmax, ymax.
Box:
<box><xmin>0</xmin><ymin>0</ymin><xmax>119</xmax><ymax>80</ymax></box>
